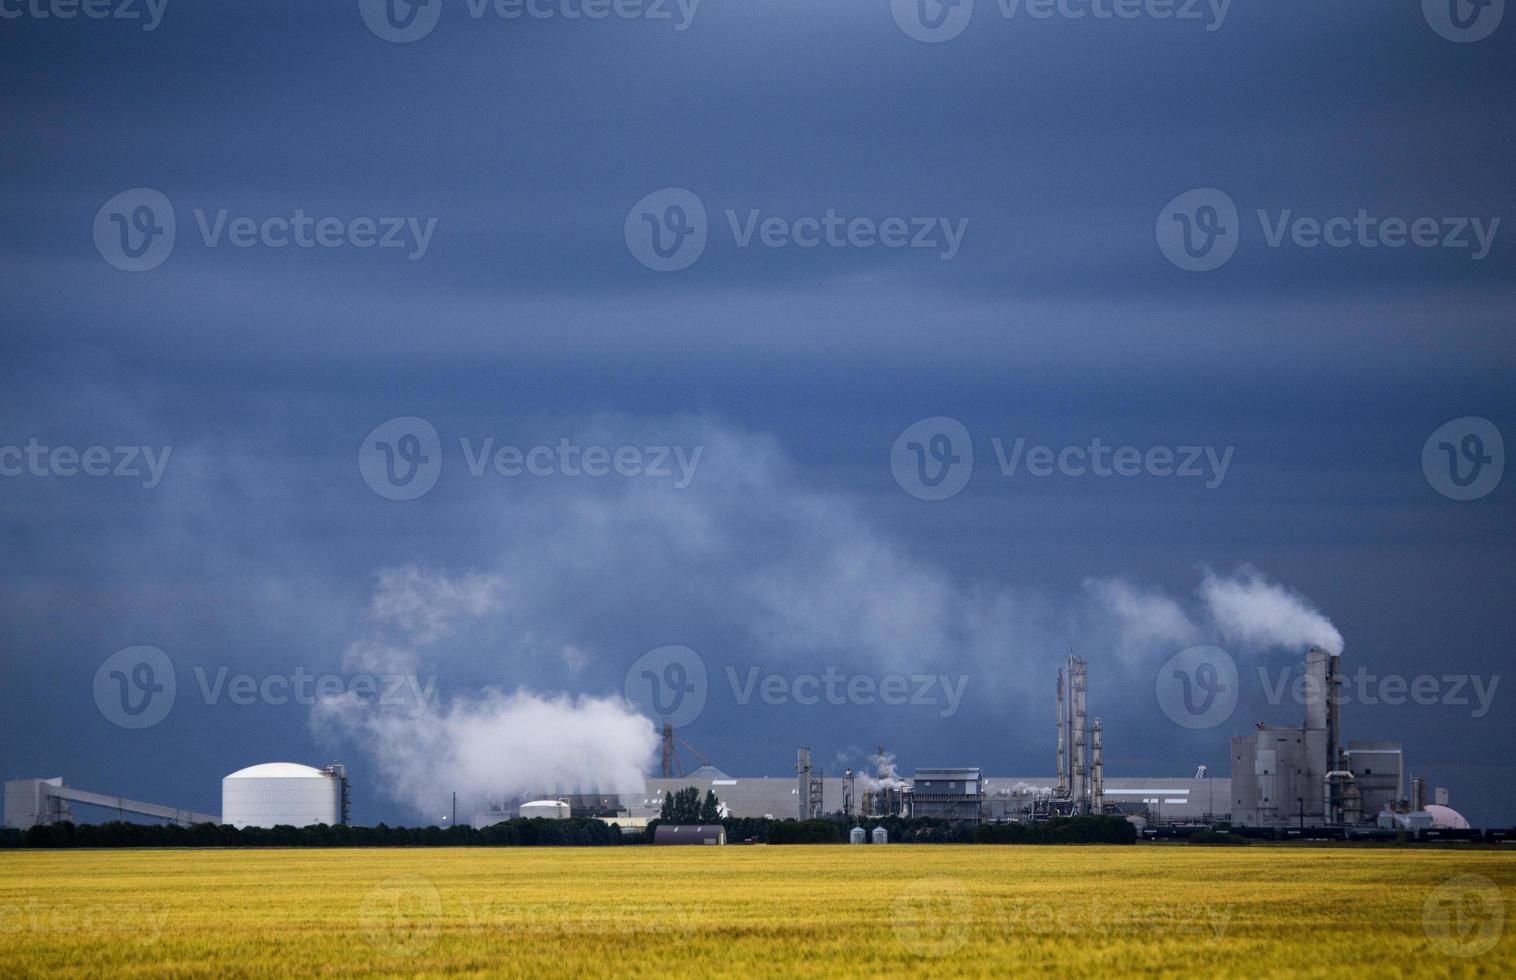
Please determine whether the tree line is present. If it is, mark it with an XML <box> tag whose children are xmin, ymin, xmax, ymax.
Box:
<box><xmin>2</xmin><ymin>813</ymin><xmax>1136</xmax><ymax>848</ymax></box>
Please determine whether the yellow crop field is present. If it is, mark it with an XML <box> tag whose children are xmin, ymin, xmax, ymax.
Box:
<box><xmin>1</xmin><ymin>845</ymin><xmax>1512</xmax><ymax>977</ymax></box>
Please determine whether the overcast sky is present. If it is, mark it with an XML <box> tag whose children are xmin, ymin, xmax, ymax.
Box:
<box><xmin>2</xmin><ymin>1</ymin><xmax>1513</xmax><ymax>826</ymax></box>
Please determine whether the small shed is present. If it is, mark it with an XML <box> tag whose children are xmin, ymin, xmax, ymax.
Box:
<box><xmin>653</xmin><ymin>824</ymin><xmax>726</xmax><ymax>845</ymax></box>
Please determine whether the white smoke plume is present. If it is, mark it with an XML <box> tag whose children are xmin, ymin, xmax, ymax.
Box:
<box><xmin>1198</xmin><ymin>566</ymin><xmax>1345</xmax><ymax>656</ymax></box>
<box><xmin>315</xmin><ymin>687</ymin><xmax>657</xmax><ymax>815</ymax></box>
<box><xmin>312</xmin><ymin>566</ymin><xmax>659</xmax><ymax>817</ymax></box>
<box><xmin>859</xmin><ymin>749</ymin><xmax>909</xmax><ymax>792</ymax></box>
<box><xmin>307</xmin><ymin>424</ymin><xmax>1345</xmax><ymax>817</ymax></box>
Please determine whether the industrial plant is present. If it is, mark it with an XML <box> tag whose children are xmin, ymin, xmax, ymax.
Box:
<box><xmin>4</xmin><ymin>647</ymin><xmax>1473</xmax><ymax>836</ymax></box>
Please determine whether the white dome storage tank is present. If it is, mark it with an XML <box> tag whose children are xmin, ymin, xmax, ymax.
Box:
<box><xmin>222</xmin><ymin>763</ymin><xmax>345</xmax><ymax>829</ymax></box>
<box><xmin>519</xmin><ymin>800</ymin><xmax>570</xmax><ymax>820</ymax></box>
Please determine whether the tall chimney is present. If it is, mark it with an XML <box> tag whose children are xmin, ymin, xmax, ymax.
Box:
<box><xmin>796</xmin><ymin>747</ymin><xmax>812</xmax><ymax>820</ymax></box>
<box><xmin>1069</xmin><ymin>657</ymin><xmax>1087</xmax><ymax>811</ymax></box>
<box><xmin>1055</xmin><ymin>668</ymin><xmax>1067</xmax><ymax>798</ymax></box>
<box><xmin>1091</xmin><ymin>718</ymin><xmax>1104</xmax><ymax>814</ymax></box>
<box><xmin>1304</xmin><ymin>647</ymin><xmax>1329</xmax><ymax>732</ymax></box>
<box><xmin>1327</xmin><ymin>653</ymin><xmax>1342</xmax><ymax>771</ymax></box>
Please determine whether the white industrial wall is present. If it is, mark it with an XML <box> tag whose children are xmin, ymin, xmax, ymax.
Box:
<box><xmin>222</xmin><ymin>775</ymin><xmax>340</xmax><ymax>829</ymax></box>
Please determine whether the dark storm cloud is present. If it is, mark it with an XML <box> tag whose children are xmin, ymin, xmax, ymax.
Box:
<box><xmin>1</xmin><ymin>1</ymin><xmax>1512</xmax><ymax>823</ymax></box>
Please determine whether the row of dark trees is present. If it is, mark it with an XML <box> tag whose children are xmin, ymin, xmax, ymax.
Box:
<box><xmin>0</xmin><ymin>817</ymin><xmax>627</xmax><ymax>849</ymax></box>
<box><xmin>3</xmin><ymin>813</ymin><xmax>1136</xmax><ymax>849</ymax></box>
<box><xmin>669</xmin><ymin>814</ymin><xmax>1137</xmax><ymax>845</ymax></box>
<box><xmin>658</xmin><ymin>787</ymin><xmax>721</xmax><ymax>824</ymax></box>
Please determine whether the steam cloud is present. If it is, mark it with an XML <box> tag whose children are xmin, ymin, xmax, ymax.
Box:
<box><xmin>309</xmin><ymin>421</ymin><xmax>1344</xmax><ymax>816</ymax></box>
<box><xmin>1198</xmin><ymin>566</ymin><xmax>1345</xmax><ymax>656</ymax></box>
<box><xmin>312</xmin><ymin>567</ymin><xmax>659</xmax><ymax>816</ymax></box>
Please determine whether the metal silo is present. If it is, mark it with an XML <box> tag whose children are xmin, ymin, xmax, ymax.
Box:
<box><xmin>849</xmin><ymin>826</ymin><xmax>866</xmax><ymax>844</ymax></box>
<box><xmin>221</xmin><ymin>762</ymin><xmax>346</xmax><ymax>829</ymax></box>
<box><xmin>872</xmin><ymin>826</ymin><xmax>888</xmax><ymax>844</ymax></box>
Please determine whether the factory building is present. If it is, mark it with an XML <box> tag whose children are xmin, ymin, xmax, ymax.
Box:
<box><xmin>910</xmin><ymin>768</ymin><xmax>984</xmax><ymax>824</ymax></box>
<box><xmin>1231</xmin><ymin>649</ymin><xmax>1412</xmax><ymax>829</ymax></box>
<box><xmin>221</xmin><ymin>762</ymin><xmax>350</xmax><ymax>829</ymax></box>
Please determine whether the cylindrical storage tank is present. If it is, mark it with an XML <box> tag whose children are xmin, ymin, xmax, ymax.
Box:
<box><xmin>872</xmin><ymin>826</ymin><xmax>888</xmax><ymax>845</ymax></box>
<box><xmin>849</xmin><ymin>826</ymin><xmax>866</xmax><ymax>845</ymax></box>
<box><xmin>519</xmin><ymin>800</ymin><xmax>571</xmax><ymax>820</ymax></box>
<box><xmin>222</xmin><ymin>763</ymin><xmax>342</xmax><ymax>829</ymax></box>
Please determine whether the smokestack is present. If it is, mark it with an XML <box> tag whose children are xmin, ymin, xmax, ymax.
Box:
<box><xmin>1069</xmin><ymin>657</ymin><xmax>1087</xmax><ymax>811</ymax></box>
<box><xmin>1055</xmin><ymin>668</ymin><xmax>1067</xmax><ymax>798</ymax></box>
<box><xmin>1091</xmin><ymin>718</ymin><xmax>1104</xmax><ymax>814</ymax></box>
<box><xmin>660</xmin><ymin>720</ymin><xmax>674</xmax><ymax>779</ymax></box>
<box><xmin>1304</xmin><ymin>647</ymin><xmax>1329</xmax><ymax>732</ymax></box>
<box><xmin>1327</xmin><ymin>653</ymin><xmax>1341</xmax><ymax>771</ymax></box>
<box><xmin>796</xmin><ymin>747</ymin><xmax>812</xmax><ymax>820</ymax></box>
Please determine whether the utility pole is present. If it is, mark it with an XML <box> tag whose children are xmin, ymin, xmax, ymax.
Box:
<box><xmin>452</xmin><ymin>792</ymin><xmax>457</xmax><ymax>827</ymax></box>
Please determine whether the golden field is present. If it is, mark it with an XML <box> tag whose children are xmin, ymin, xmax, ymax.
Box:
<box><xmin>1</xmin><ymin>845</ymin><xmax>1512</xmax><ymax>978</ymax></box>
